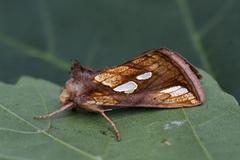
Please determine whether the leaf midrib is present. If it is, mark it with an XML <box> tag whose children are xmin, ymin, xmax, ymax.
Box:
<box><xmin>182</xmin><ymin>108</ymin><xmax>213</xmax><ymax>160</ymax></box>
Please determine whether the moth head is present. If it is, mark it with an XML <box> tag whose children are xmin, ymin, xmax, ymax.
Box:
<box><xmin>59</xmin><ymin>78</ymin><xmax>81</xmax><ymax>105</ymax></box>
<box><xmin>59</xmin><ymin>59</ymin><xmax>99</xmax><ymax>105</ymax></box>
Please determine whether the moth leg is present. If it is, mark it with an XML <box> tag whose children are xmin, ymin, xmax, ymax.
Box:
<box><xmin>34</xmin><ymin>102</ymin><xmax>74</xmax><ymax>119</ymax></box>
<box><xmin>81</xmin><ymin>103</ymin><xmax>120</xmax><ymax>141</ymax></box>
<box><xmin>103</xmin><ymin>109</ymin><xmax>112</xmax><ymax>112</ymax></box>
<box><xmin>100</xmin><ymin>111</ymin><xmax>120</xmax><ymax>141</ymax></box>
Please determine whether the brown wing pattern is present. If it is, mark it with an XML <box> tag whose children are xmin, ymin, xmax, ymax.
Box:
<box><xmin>89</xmin><ymin>47</ymin><xmax>204</xmax><ymax>108</ymax></box>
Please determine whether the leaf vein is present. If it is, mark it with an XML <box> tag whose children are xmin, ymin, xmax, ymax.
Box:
<box><xmin>182</xmin><ymin>108</ymin><xmax>213</xmax><ymax>160</ymax></box>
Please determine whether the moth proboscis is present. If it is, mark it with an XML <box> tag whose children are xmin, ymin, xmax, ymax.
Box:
<box><xmin>34</xmin><ymin>47</ymin><xmax>205</xmax><ymax>141</ymax></box>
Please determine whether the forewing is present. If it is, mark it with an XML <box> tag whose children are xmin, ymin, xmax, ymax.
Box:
<box><xmin>89</xmin><ymin>48</ymin><xmax>204</xmax><ymax>108</ymax></box>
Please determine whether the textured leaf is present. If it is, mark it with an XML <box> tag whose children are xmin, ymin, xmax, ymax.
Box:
<box><xmin>0</xmin><ymin>1</ymin><xmax>240</xmax><ymax>159</ymax></box>
<box><xmin>0</xmin><ymin>0</ymin><xmax>239</xmax><ymax>103</ymax></box>
<box><xmin>0</xmin><ymin>71</ymin><xmax>240</xmax><ymax>160</ymax></box>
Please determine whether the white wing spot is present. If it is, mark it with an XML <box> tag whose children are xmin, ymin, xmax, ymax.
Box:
<box><xmin>160</xmin><ymin>86</ymin><xmax>181</xmax><ymax>93</ymax></box>
<box><xmin>161</xmin><ymin>86</ymin><xmax>189</xmax><ymax>97</ymax></box>
<box><xmin>136</xmin><ymin>72</ymin><xmax>152</xmax><ymax>80</ymax></box>
<box><xmin>113</xmin><ymin>81</ymin><xmax>138</xmax><ymax>94</ymax></box>
<box><xmin>169</xmin><ymin>88</ymin><xmax>188</xmax><ymax>97</ymax></box>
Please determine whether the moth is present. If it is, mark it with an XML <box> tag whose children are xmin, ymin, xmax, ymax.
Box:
<box><xmin>34</xmin><ymin>47</ymin><xmax>204</xmax><ymax>141</ymax></box>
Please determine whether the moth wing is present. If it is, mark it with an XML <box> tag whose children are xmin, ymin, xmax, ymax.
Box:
<box><xmin>89</xmin><ymin>47</ymin><xmax>204</xmax><ymax>108</ymax></box>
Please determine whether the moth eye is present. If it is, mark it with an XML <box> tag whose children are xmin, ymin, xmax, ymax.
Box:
<box><xmin>113</xmin><ymin>81</ymin><xmax>138</xmax><ymax>94</ymax></box>
<box><xmin>136</xmin><ymin>72</ymin><xmax>152</xmax><ymax>80</ymax></box>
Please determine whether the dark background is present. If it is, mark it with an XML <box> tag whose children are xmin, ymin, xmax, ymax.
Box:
<box><xmin>0</xmin><ymin>0</ymin><xmax>239</xmax><ymax>103</ymax></box>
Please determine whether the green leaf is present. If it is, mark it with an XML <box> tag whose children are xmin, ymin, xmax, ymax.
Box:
<box><xmin>0</xmin><ymin>70</ymin><xmax>240</xmax><ymax>160</ymax></box>
<box><xmin>0</xmin><ymin>1</ymin><xmax>240</xmax><ymax>159</ymax></box>
<box><xmin>0</xmin><ymin>0</ymin><xmax>239</xmax><ymax>103</ymax></box>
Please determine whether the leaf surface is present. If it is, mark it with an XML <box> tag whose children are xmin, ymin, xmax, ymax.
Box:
<box><xmin>0</xmin><ymin>72</ymin><xmax>239</xmax><ymax>160</ymax></box>
<box><xmin>0</xmin><ymin>1</ymin><xmax>240</xmax><ymax>159</ymax></box>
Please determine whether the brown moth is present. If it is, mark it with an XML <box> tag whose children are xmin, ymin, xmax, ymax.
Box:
<box><xmin>34</xmin><ymin>47</ymin><xmax>205</xmax><ymax>141</ymax></box>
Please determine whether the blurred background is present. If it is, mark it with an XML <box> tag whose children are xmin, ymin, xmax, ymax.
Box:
<box><xmin>0</xmin><ymin>0</ymin><xmax>239</xmax><ymax>103</ymax></box>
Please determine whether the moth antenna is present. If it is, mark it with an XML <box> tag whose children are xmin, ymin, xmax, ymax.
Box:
<box><xmin>71</xmin><ymin>58</ymin><xmax>74</xmax><ymax>65</ymax></box>
<box><xmin>34</xmin><ymin>102</ymin><xmax>74</xmax><ymax>119</ymax></box>
<box><xmin>100</xmin><ymin>111</ymin><xmax>120</xmax><ymax>141</ymax></box>
<box><xmin>69</xmin><ymin>59</ymin><xmax>84</xmax><ymax>76</ymax></box>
